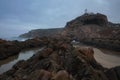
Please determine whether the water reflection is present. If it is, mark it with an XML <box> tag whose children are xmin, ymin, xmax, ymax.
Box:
<box><xmin>0</xmin><ymin>55</ymin><xmax>18</xmax><ymax>66</ymax></box>
<box><xmin>0</xmin><ymin>48</ymin><xmax>43</xmax><ymax>74</ymax></box>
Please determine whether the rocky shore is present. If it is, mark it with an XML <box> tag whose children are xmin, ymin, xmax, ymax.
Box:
<box><xmin>0</xmin><ymin>37</ymin><xmax>120</xmax><ymax>80</ymax></box>
<box><xmin>0</xmin><ymin>13</ymin><xmax>120</xmax><ymax>80</ymax></box>
<box><xmin>0</xmin><ymin>37</ymin><xmax>48</xmax><ymax>60</ymax></box>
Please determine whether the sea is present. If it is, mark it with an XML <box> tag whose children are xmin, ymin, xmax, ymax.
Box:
<box><xmin>1</xmin><ymin>37</ymin><xmax>30</xmax><ymax>41</ymax></box>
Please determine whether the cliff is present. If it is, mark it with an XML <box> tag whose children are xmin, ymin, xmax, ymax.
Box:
<box><xmin>19</xmin><ymin>13</ymin><xmax>120</xmax><ymax>51</ymax></box>
<box><xmin>62</xmin><ymin>13</ymin><xmax>120</xmax><ymax>51</ymax></box>
<box><xmin>62</xmin><ymin>13</ymin><xmax>120</xmax><ymax>39</ymax></box>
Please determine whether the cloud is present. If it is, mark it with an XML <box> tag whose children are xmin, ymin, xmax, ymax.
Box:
<box><xmin>0</xmin><ymin>0</ymin><xmax>120</xmax><ymax>38</ymax></box>
<box><xmin>95</xmin><ymin>0</ymin><xmax>108</xmax><ymax>5</ymax></box>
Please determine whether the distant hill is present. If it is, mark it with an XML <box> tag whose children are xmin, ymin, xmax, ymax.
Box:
<box><xmin>19</xmin><ymin>28</ymin><xmax>63</xmax><ymax>38</ymax></box>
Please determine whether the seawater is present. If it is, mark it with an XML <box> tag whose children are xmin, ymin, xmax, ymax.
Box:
<box><xmin>1</xmin><ymin>37</ymin><xmax>29</xmax><ymax>41</ymax></box>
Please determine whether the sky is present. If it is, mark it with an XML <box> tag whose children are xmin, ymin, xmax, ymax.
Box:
<box><xmin>0</xmin><ymin>0</ymin><xmax>120</xmax><ymax>38</ymax></box>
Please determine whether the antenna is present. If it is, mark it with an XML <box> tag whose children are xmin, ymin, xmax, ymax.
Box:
<box><xmin>85</xmin><ymin>9</ymin><xmax>87</xmax><ymax>14</ymax></box>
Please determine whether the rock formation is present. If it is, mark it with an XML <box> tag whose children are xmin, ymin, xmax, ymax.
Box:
<box><xmin>0</xmin><ymin>13</ymin><xmax>120</xmax><ymax>80</ymax></box>
<box><xmin>0</xmin><ymin>37</ymin><xmax>120</xmax><ymax>80</ymax></box>
<box><xmin>62</xmin><ymin>13</ymin><xmax>120</xmax><ymax>51</ymax></box>
<box><xmin>19</xmin><ymin>13</ymin><xmax>120</xmax><ymax>51</ymax></box>
<box><xmin>0</xmin><ymin>37</ymin><xmax>49</xmax><ymax>60</ymax></box>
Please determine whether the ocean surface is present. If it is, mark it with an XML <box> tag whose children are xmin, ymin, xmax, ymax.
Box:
<box><xmin>1</xmin><ymin>37</ymin><xmax>30</xmax><ymax>41</ymax></box>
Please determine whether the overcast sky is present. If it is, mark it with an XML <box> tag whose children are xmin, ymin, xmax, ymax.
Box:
<box><xmin>0</xmin><ymin>0</ymin><xmax>120</xmax><ymax>38</ymax></box>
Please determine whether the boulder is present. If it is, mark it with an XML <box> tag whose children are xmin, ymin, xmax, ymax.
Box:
<box><xmin>28</xmin><ymin>69</ymin><xmax>52</xmax><ymax>80</ymax></box>
<box><xmin>52</xmin><ymin>70</ymin><xmax>73</xmax><ymax>80</ymax></box>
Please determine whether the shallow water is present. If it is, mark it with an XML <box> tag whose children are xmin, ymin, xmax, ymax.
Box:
<box><xmin>0</xmin><ymin>48</ymin><xmax>43</xmax><ymax>74</ymax></box>
<box><xmin>94</xmin><ymin>48</ymin><xmax>120</xmax><ymax>68</ymax></box>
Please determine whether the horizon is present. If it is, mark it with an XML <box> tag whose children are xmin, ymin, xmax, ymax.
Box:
<box><xmin>0</xmin><ymin>0</ymin><xmax>120</xmax><ymax>38</ymax></box>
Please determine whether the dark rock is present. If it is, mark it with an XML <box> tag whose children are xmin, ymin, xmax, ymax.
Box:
<box><xmin>0</xmin><ymin>37</ymin><xmax>116</xmax><ymax>80</ymax></box>
<box><xmin>52</xmin><ymin>70</ymin><xmax>73</xmax><ymax>80</ymax></box>
<box><xmin>28</xmin><ymin>69</ymin><xmax>52</xmax><ymax>80</ymax></box>
<box><xmin>105</xmin><ymin>66</ymin><xmax>120</xmax><ymax>80</ymax></box>
<box><xmin>0</xmin><ymin>37</ymin><xmax>46</xmax><ymax>60</ymax></box>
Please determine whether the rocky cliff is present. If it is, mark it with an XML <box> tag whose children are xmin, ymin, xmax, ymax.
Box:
<box><xmin>62</xmin><ymin>13</ymin><xmax>120</xmax><ymax>39</ymax></box>
<box><xmin>62</xmin><ymin>13</ymin><xmax>120</xmax><ymax>51</ymax></box>
<box><xmin>19</xmin><ymin>13</ymin><xmax>120</xmax><ymax>51</ymax></box>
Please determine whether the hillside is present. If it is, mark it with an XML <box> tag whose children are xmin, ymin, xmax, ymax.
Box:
<box><xmin>19</xmin><ymin>28</ymin><xmax>63</xmax><ymax>38</ymax></box>
<box><xmin>62</xmin><ymin>13</ymin><xmax>120</xmax><ymax>39</ymax></box>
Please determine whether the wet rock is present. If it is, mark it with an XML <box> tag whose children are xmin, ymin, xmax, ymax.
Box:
<box><xmin>13</xmin><ymin>60</ymin><xmax>28</xmax><ymax>70</ymax></box>
<box><xmin>77</xmin><ymin>47</ymin><xmax>94</xmax><ymax>61</ymax></box>
<box><xmin>0</xmin><ymin>37</ymin><xmax>118</xmax><ymax>80</ymax></box>
<box><xmin>0</xmin><ymin>37</ymin><xmax>46</xmax><ymax>60</ymax></box>
<box><xmin>39</xmin><ymin>48</ymin><xmax>53</xmax><ymax>58</ymax></box>
<box><xmin>0</xmin><ymin>42</ymin><xmax>21</xmax><ymax>60</ymax></box>
<box><xmin>76</xmin><ymin>47</ymin><xmax>97</xmax><ymax>68</ymax></box>
<box><xmin>105</xmin><ymin>66</ymin><xmax>120</xmax><ymax>80</ymax></box>
<box><xmin>52</xmin><ymin>70</ymin><xmax>73</xmax><ymax>80</ymax></box>
<box><xmin>49</xmin><ymin>51</ymin><xmax>62</xmax><ymax>65</ymax></box>
<box><xmin>28</xmin><ymin>69</ymin><xmax>52</xmax><ymax>80</ymax></box>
